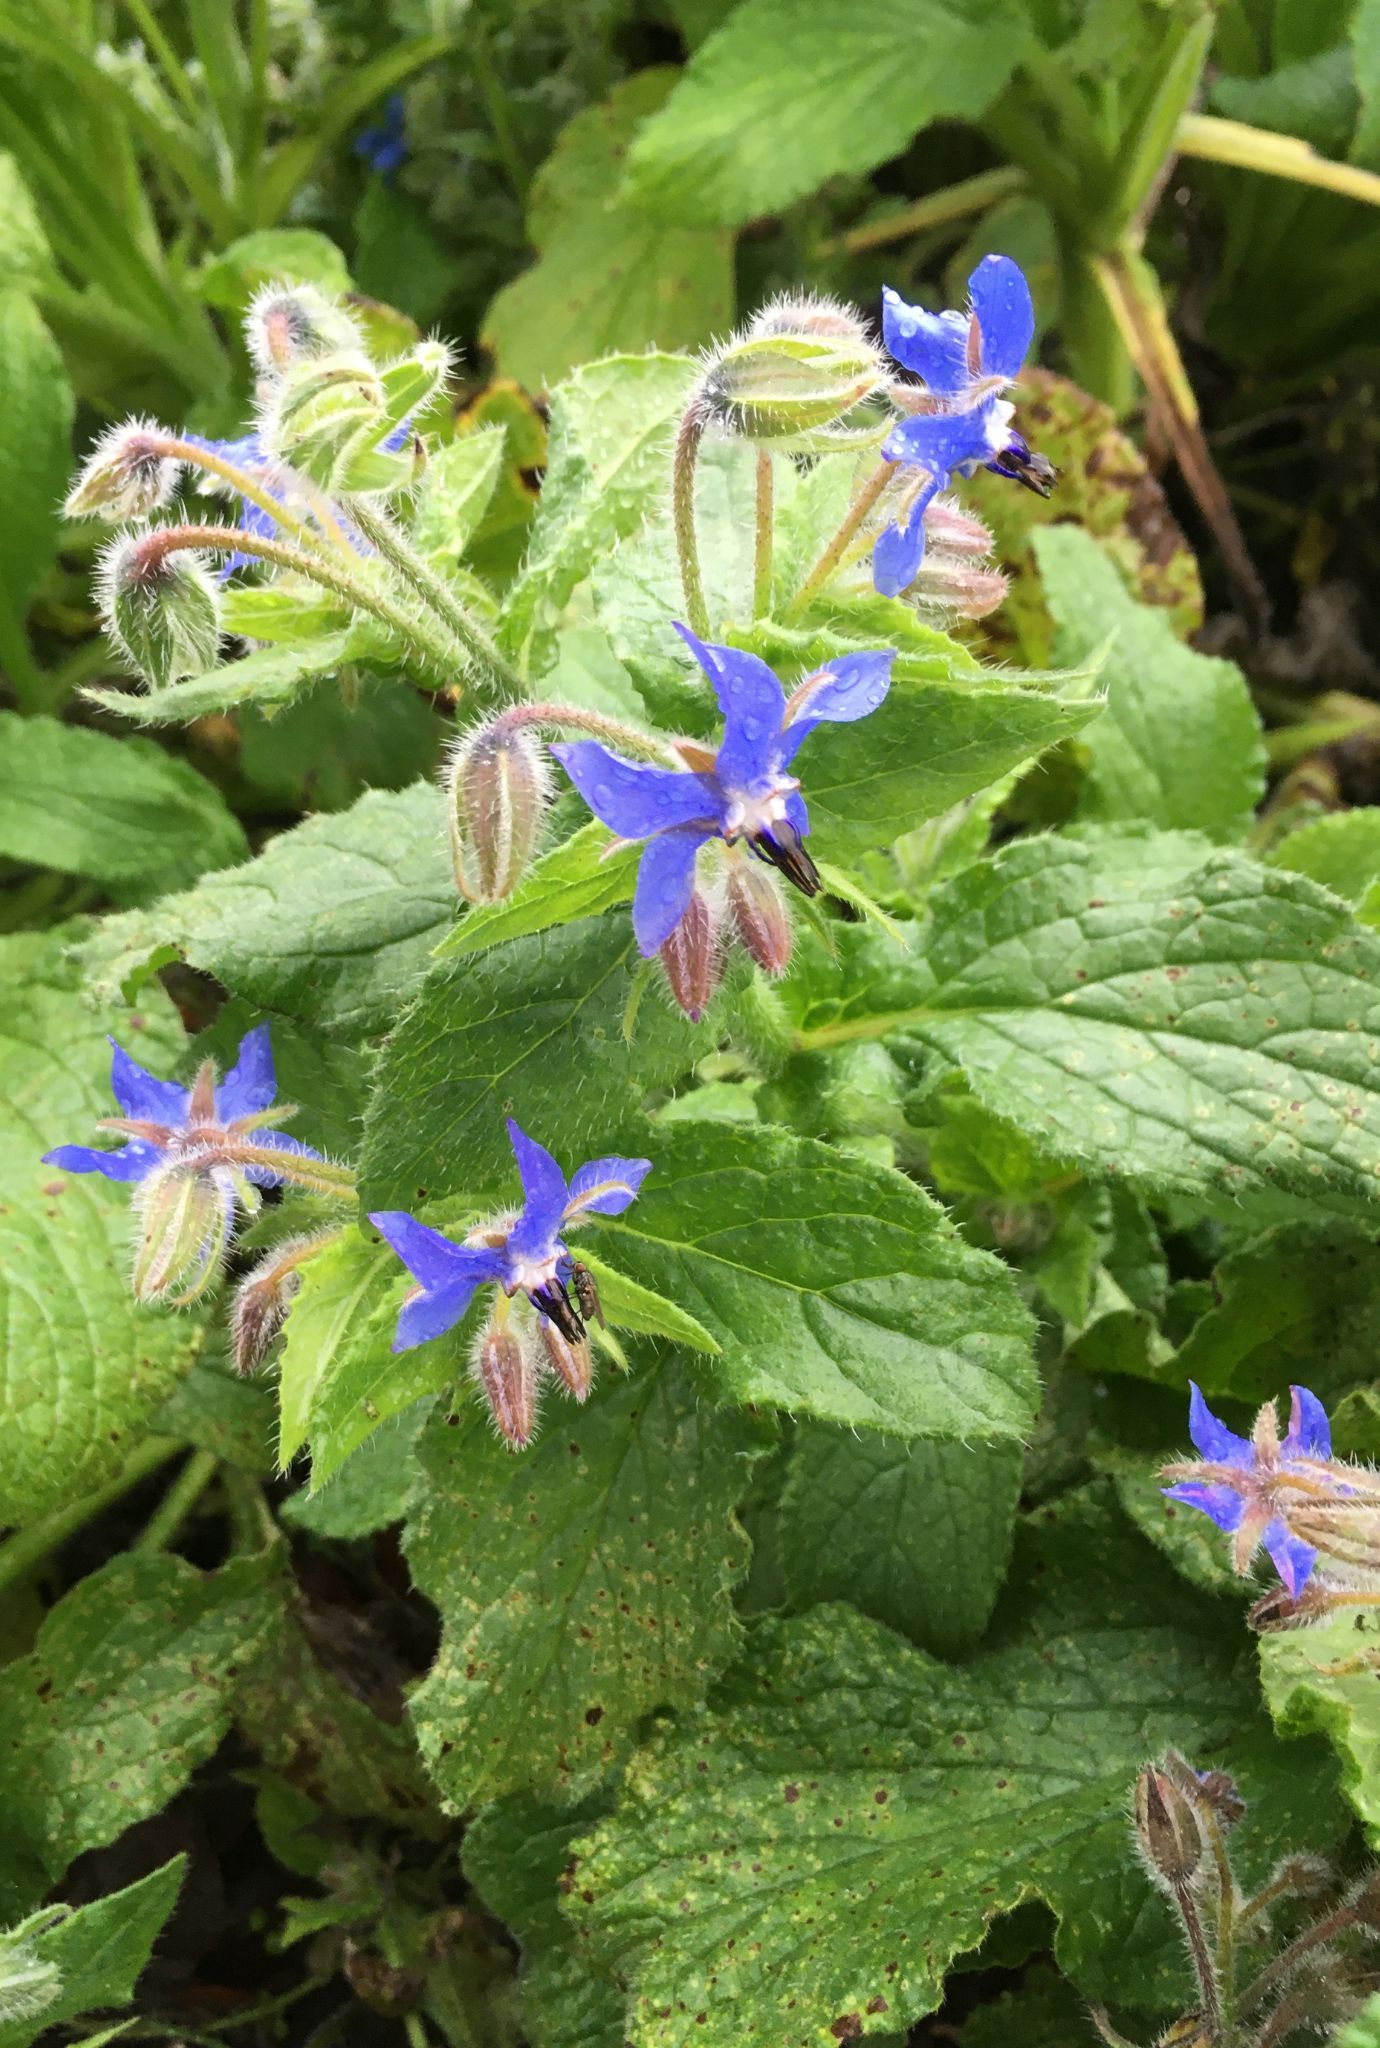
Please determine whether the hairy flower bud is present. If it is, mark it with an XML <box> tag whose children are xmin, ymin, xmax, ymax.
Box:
<box><xmin>132</xmin><ymin>1161</ymin><xmax>233</xmax><ymax>1305</ymax></box>
<box><xmin>1134</xmin><ymin>1764</ymin><xmax>1203</xmax><ymax>1894</ymax></box>
<box><xmin>244</xmin><ymin>281</ymin><xmax>365</xmax><ymax>378</ymax></box>
<box><xmin>911</xmin><ymin>558</ymin><xmax>1009</xmax><ymax>620</ymax></box>
<box><xmin>538</xmin><ymin>1318</ymin><xmax>593</xmax><ymax>1403</ymax></box>
<box><xmin>473</xmin><ymin>1318</ymin><xmax>538</xmax><ymax>1450</ymax></box>
<box><xmin>230</xmin><ymin>1230</ymin><xmax>335</xmax><ymax>1374</ymax></box>
<box><xmin>446</xmin><ymin>721</ymin><xmax>550</xmax><ymax>902</ymax></box>
<box><xmin>98</xmin><ymin>530</ymin><xmax>222</xmax><ymax>690</ymax></box>
<box><xmin>261</xmin><ymin>350</ymin><xmax>385</xmax><ymax>485</ymax></box>
<box><xmin>65</xmin><ymin>416</ymin><xmax>181</xmax><ymax>521</ymax></box>
<box><xmin>699</xmin><ymin>296</ymin><xmax>885</xmax><ymax>448</ymax></box>
<box><xmin>660</xmin><ymin>886</ymin><xmax>722</xmax><ymax>1023</ymax></box>
<box><xmin>727</xmin><ymin>856</ymin><xmax>793</xmax><ymax>976</ymax></box>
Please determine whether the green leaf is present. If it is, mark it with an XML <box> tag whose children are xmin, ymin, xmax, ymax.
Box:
<box><xmin>778</xmin><ymin>1424</ymin><xmax>1021</xmax><ymax>1658</ymax></box>
<box><xmin>84</xmin><ymin>632</ymin><xmax>356</xmax><ymax>727</ymax></box>
<box><xmin>464</xmin><ymin>1794</ymin><xmax>625</xmax><ymax>2048</ymax></box>
<box><xmin>1355</xmin><ymin>0</ymin><xmax>1380</xmax><ymax>166</ymax></box>
<box><xmin>1261</xmin><ymin>1608</ymin><xmax>1380</xmax><ymax>1845</ymax></box>
<box><xmin>622</xmin><ymin>0</ymin><xmax>1031</xmax><ymax>227</ymax></box>
<box><xmin>955</xmin><ymin>1964</ymin><xmax>1097</xmax><ymax>2048</ymax></box>
<box><xmin>1035</xmin><ymin>527</ymin><xmax>1264</xmax><ymax>841</ymax></box>
<box><xmin>75</xmin><ymin>783</ymin><xmax>454</xmax><ymax>1037</ymax></box>
<box><xmin>0</xmin><ymin>933</ymin><xmax>203</xmax><ymax>1524</ymax></box>
<box><xmin>568</xmin><ymin>1489</ymin><xmax>1347</xmax><ymax>2043</ymax></box>
<box><xmin>590</xmin><ymin>1122</ymin><xmax>1037</xmax><ymax>1441</ymax></box>
<box><xmin>788</xmin><ymin>829</ymin><xmax>1380</xmax><ymax>1211</ymax></box>
<box><xmin>0</xmin><ymin>156</ymin><xmax>55</xmax><ymax>293</ymax></box>
<box><xmin>499</xmin><ymin>352</ymin><xmax>698</xmax><ymax>682</ymax></box>
<box><xmin>0</xmin><ymin>714</ymin><xmax>246</xmax><ymax>883</ymax></box>
<box><xmin>197</xmin><ymin>227</ymin><xmax>351</xmax><ymax>312</ymax></box>
<box><xmin>0</xmin><ymin>290</ymin><xmax>72</xmax><ymax>640</ymax></box>
<box><xmin>147</xmin><ymin>1347</ymin><xmax>277</xmax><ymax>1475</ymax></box>
<box><xmin>1267</xmin><ymin>806</ymin><xmax>1380</xmax><ymax>905</ymax></box>
<box><xmin>0</xmin><ymin>1551</ymin><xmax>275</xmax><ymax>1888</ymax></box>
<box><xmin>0</xmin><ymin>1860</ymin><xmax>185</xmax><ymax>2048</ymax></box>
<box><xmin>404</xmin><ymin>1356</ymin><xmax>770</xmax><ymax>1806</ymax></box>
<box><xmin>483</xmin><ymin>74</ymin><xmax>732</xmax><ymax>395</ymax></box>
<box><xmin>280</xmin><ymin>1398</ymin><xmax>429</xmax><ymax>1538</ymax></box>
<box><xmin>1168</xmin><ymin>1222</ymin><xmax>1380</xmax><ymax>1404</ymax></box>
<box><xmin>435</xmin><ymin>824</ymin><xmax>640</xmax><ymax>959</ymax></box>
<box><xmin>360</xmin><ymin>913</ymin><xmax>715</xmax><ymax>1212</ymax></box>
<box><xmin>1335</xmin><ymin>1992</ymin><xmax>1380</xmax><ymax>2048</ymax></box>
<box><xmin>573</xmin><ymin>1251</ymin><xmax>720</xmax><ymax>1356</ymax></box>
<box><xmin>412</xmin><ymin>428</ymin><xmax>507</xmax><ymax>562</ymax></box>
<box><xmin>275</xmin><ymin>1229</ymin><xmax>420</xmax><ymax>1477</ymax></box>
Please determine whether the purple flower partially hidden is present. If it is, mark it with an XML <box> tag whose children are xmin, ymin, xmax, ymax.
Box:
<box><xmin>551</xmin><ymin>626</ymin><xmax>894</xmax><ymax>958</ymax></box>
<box><xmin>1162</xmin><ymin>1382</ymin><xmax>1333</xmax><ymax>1596</ymax></box>
<box><xmin>874</xmin><ymin>254</ymin><xmax>1054</xmax><ymax>597</ymax></box>
<box><xmin>368</xmin><ymin>1120</ymin><xmax>651</xmax><ymax>1356</ymax></box>
<box><xmin>355</xmin><ymin>93</ymin><xmax>407</xmax><ymax>182</ymax></box>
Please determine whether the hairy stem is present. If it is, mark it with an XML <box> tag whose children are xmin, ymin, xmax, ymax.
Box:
<box><xmin>129</xmin><ymin>523</ymin><xmax>465</xmax><ymax>680</ymax></box>
<box><xmin>1177</xmin><ymin>113</ymin><xmax>1380</xmax><ymax>209</ymax></box>
<box><xmin>1241</xmin><ymin>1902</ymin><xmax>1357</xmax><ymax>2014</ymax></box>
<box><xmin>672</xmin><ymin>404</ymin><xmax>711</xmax><ymax>637</ymax></box>
<box><xmin>0</xmin><ymin>1436</ymin><xmax>182</xmax><ymax>1593</ymax></box>
<box><xmin>344</xmin><ymin>495</ymin><xmax>522</xmax><ymax>696</ymax></box>
<box><xmin>819</xmin><ymin>165</ymin><xmax>1029</xmax><ymax>256</ymax></box>
<box><xmin>788</xmin><ymin>458</ymin><xmax>898</xmax><ymax>616</ymax></box>
<box><xmin>492</xmin><ymin>701</ymin><xmax>682</xmax><ymax>765</ymax></box>
<box><xmin>155</xmin><ymin>434</ymin><xmax>352</xmax><ymax>558</ymax></box>
<box><xmin>1175</xmin><ymin>1883</ymin><xmax>1223</xmax><ymax>2043</ymax></box>
<box><xmin>136</xmin><ymin>1448</ymin><xmax>219</xmax><ymax>1553</ymax></box>
<box><xmin>753</xmin><ymin>449</ymin><xmax>775</xmax><ymax>619</ymax></box>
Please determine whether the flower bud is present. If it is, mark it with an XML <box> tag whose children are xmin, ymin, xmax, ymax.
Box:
<box><xmin>65</xmin><ymin>417</ymin><xmax>180</xmax><ymax>522</ymax></box>
<box><xmin>910</xmin><ymin>558</ymin><xmax>1009</xmax><ymax>620</ymax></box>
<box><xmin>919</xmin><ymin>496</ymin><xmax>994</xmax><ymax>558</ymax></box>
<box><xmin>98</xmin><ymin>530</ymin><xmax>222</xmax><ymax>690</ymax></box>
<box><xmin>538</xmin><ymin>1318</ymin><xmax>593</xmax><ymax>1403</ymax></box>
<box><xmin>727</xmin><ymin>857</ymin><xmax>793</xmax><ymax>976</ymax></box>
<box><xmin>230</xmin><ymin>1231</ymin><xmax>332</xmax><ymax>1374</ymax></box>
<box><xmin>261</xmin><ymin>350</ymin><xmax>386</xmax><ymax>488</ymax></box>
<box><xmin>660</xmin><ymin>886</ymin><xmax>722</xmax><ymax>1023</ymax></box>
<box><xmin>446</xmin><ymin>721</ymin><xmax>550</xmax><ymax>903</ymax></box>
<box><xmin>133</xmin><ymin>1162</ymin><xmax>232</xmax><ymax>1305</ymax></box>
<box><xmin>473</xmin><ymin>1319</ymin><xmax>538</xmax><ymax>1450</ymax></box>
<box><xmin>699</xmin><ymin>297</ymin><xmax>885</xmax><ymax>447</ymax></box>
<box><xmin>244</xmin><ymin>281</ymin><xmax>365</xmax><ymax>378</ymax></box>
<box><xmin>1134</xmin><ymin>1763</ymin><xmax>1203</xmax><ymax>1894</ymax></box>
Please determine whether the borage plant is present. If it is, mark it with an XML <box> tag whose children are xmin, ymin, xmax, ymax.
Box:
<box><xmin>13</xmin><ymin>252</ymin><xmax>1380</xmax><ymax>2045</ymax></box>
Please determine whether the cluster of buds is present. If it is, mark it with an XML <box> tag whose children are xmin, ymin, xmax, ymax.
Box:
<box><xmin>1162</xmin><ymin>1384</ymin><xmax>1380</xmax><ymax>1633</ymax></box>
<box><xmin>259</xmin><ymin>334</ymin><xmax>450</xmax><ymax>497</ymax></box>
<box><xmin>42</xmin><ymin>1027</ymin><xmax>356</xmax><ymax>1308</ymax></box>
<box><xmin>1099</xmin><ymin>1751</ymin><xmax>1380</xmax><ymax>2048</ymax></box>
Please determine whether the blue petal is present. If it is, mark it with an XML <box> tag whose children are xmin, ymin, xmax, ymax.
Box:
<box><xmin>370</xmin><ymin>1211</ymin><xmax>504</xmax><ymax>1295</ymax></box>
<box><xmin>42</xmin><ymin>1140</ymin><xmax>162</xmax><ymax>1183</ymax></box>
<box><xmin>505</xmin><ymin>1120</ymin><xmax>569</xmax><ymax>1260</ymax></box>
<box><xmin>784</xmin><ymin>789</ymin><xmax>809</xmax><ymax>840</ymax></box>
<box><xmin>551</xmin><ymin>741</ymin><xmax>719</xmax><ymax>842</ymax></box>
<box><xmin>392</xmin><ymin>1276</ymin><xmax>487</xmax><ymax>1352</ymax></box>
<box><xmin>1263</xmin><ymin>1519</ymin><xmax>1317</xmax><ymax>1596</ymax></box>
<box><xmin>1187</xmin><ymin>1382</ymin><xmax>1253</xmax><ymax>1467</ymax></box>
<box><xmin>872</xmin><ymin>512</ymin><xmax>929</xmax><ymax>599</ymax></box>
<box><xmin>779</xmin><ymin>650</ymin><xmax>894</xmax><ymax>766</ymax></box>
<box><xmin>633</xmin><ymin>824</ymin><xmax>713</xmax><ymax>957</ymax></box>
<box><xmin>968</xmin><ymin>254</ymin><xmax>1034</xmax><ymax>382</ymax></box>
<box><xmin>881</xmin><ymin>288</ymin><xmax>970</xmax><ymax>396</ymax></box>
<box><xmin>217</xmin><ymin>1023</ymin><xmax>277</xmax><ymax>1122</ymax></box>
<box><xmin>565</xmin><ymin>1155</ymin><xmax>653</xmax><ymax>1219</ymax></box>
<box><xmin>108</xmin><ymin>1039</ymin><xmax>188</xmax><ymax>1126</ymax></box>
<box><xmin>882</xmin><ymin>405</ymin><xmax>998</xmax><ymax>478</ymax></box>
<box><xmin>672</xmin><ymin>624</ymin><xmax>785</xmax><ymax>789</ymax></box>
<box><xmin>1286</xmin><ymin>1384</ymin><xmax>1331</xmax><ymax>1459</ymax></box>
<box><xmin>1163</xmin><ymin>1480</ymin><xmax>1245</xmax><ymax>1533</ymax></box>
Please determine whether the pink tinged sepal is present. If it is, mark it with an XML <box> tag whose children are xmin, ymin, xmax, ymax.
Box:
<box><xmin>659</xmin><ymin>886</ymin><xmax>722</xmax><ymax>1022</ymax></box>
<box><xmin>446</xmin><ymin>722</ymin><xmax>551</xmax><ymax>903</ymax></box>
<box><xmin>727</xmin><ymin>857</ymin><xmax>793</xmax><ymax>976</ymax></box>
<box><xmin>539</xmin><ymin>1319</ymin><xmax>593</xmax><ymax>1403</ymax></box>
<box><xmin>473</xmin><ymin>1320</ymin><xmax>538</xmax><ymax>1450</ymax></box>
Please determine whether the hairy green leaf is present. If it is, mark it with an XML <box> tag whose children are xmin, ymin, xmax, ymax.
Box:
<box><xmin>0</xmin><ymin>1859</ymin><xmax>185</xmax><ymax>2048</ymax></box>
<box><xmin>569</xmin><ymin>1491</ymin><xmax>1345</xmax><ymax>2042</ymax></box>
<box><xmin>405</xmin><ymin>1357</ymin><xmax>769</xmax><ymax>1806</ymax></box>
<box><xmin>623</xmin><ymin>0</ymin><xmax>1030</xmax><ymax>226</ymax></box>
<box><xmin>591</xmin><ymin>1122</ymin><xmax>1037</xmax><ymax>1441</ymax></box>
<box><xmin>435</xmin><ymin>824</ymin><xmax>640</xmax><ymax>960</ymax></box>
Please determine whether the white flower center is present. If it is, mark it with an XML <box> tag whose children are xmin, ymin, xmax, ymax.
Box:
<box><xmin>722</xmin><ymin>776</ymin><xmax>799</xmax><ymax>843</ymax></box>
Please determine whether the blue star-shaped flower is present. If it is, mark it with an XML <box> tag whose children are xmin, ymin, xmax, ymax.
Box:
<box><xmin>874</xmin><ymin>254</ymin><xmax>1053</xmax><ymax>598</ymax></box>
<box><xmin>550</xmin><ymin>626</ymin><xmax>894</xmax><ymax>957</ymax></box>
<box><xmin>182</xmin><ymin>430</ymin><xmax>397</xmax><ymax>578</ymax></box>
<box><xmin>44</xmin><ymin>1024</ymin><xmax>314</xmax><ymax>1188</ymax></box>
<box><xmin>1162</xmin><ymin>1381</ymin><xmax>1333</xmax><ymax>1596</ymax></box>
<box><xmin>369</xmin><ymin>1120</ymin><xmax>651</xmax><ymax>1353</ymax></box>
